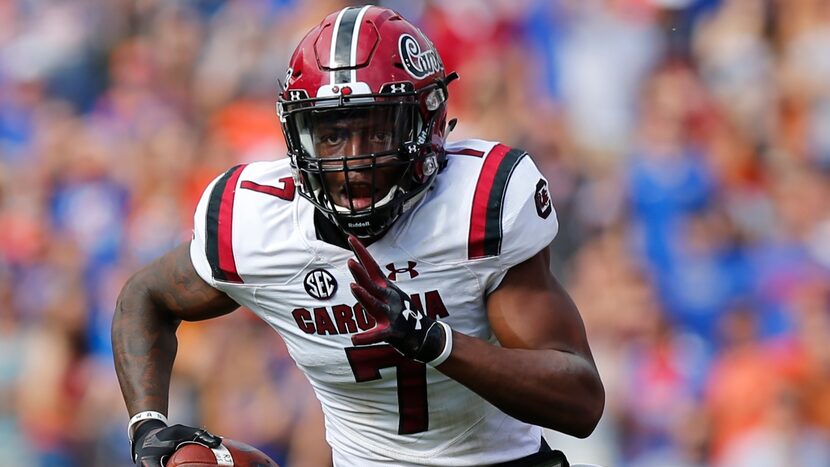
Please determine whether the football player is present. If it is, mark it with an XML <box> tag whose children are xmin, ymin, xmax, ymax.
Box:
<box><xmin>113</xmin><ymin>5</ymin><xmax>604</xmax><ymax>467</ymax></box>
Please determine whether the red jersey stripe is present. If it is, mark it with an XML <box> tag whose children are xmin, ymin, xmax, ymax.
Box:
<box><xmin>454</xmin><ymin>148</ymin><xmax>485</xmax><ymax>158</ymax></box>
<box><xmin>216</xmin><ymin>165</ymin><xmax>246</xmax><ymax>283</ymax></box>
<box><xmin>468</xmin><ymin>144</ymin><xmax>510</xmax><ymax>259</ymax></box>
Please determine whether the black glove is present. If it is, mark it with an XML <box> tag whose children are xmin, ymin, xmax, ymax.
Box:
<box><xmin>132</xmin><ymin>420</ymin><xmax>222</xmax><ymax>466</ymax></box>
<box><xmin>347</xmin><ymin>235</ymin><xmax>450</xmax><ymax>364</ymax></box>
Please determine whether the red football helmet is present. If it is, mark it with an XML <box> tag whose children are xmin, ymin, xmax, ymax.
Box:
<box><xmin>277</xmin><ymin>5</ymin><xmax>457</xmax><ymax>238</ymax></box>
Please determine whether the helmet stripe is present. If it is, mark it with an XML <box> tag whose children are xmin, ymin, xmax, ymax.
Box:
<box><xmin>332</xmin><ymin>6</ymin><xmax>361</xmax><ymax>84</ymax></box>
<box><xmin>349</xmin><ymin>5</ymin><xmax>372</xmax><ymax>83</ymax></box>
<box><xmin>328</xmin><ymin>7</ymin><xmax>350</xmax><ymax>85</ymax></box>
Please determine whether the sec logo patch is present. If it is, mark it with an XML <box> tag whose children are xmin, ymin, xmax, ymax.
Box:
<box><xmin>535</xmin><ymin>179</ymin><xmax>552</xmax><ymax>219</ymax></box>
<box><xmin>304</xmin><ymin>268</ymin><xmax>337</xmax><ymax>300</ymax></box>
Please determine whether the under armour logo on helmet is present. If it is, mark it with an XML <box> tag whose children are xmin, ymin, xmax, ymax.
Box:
<box><xmin>386</xmin><ymin>261</ymin><xmax>419</xmax><ymax>281</ymax></box>
<box><xmin>381</xmin><ymin>82</ymin><xmax>414</xmax><ymax>94</ymax></box>
<box><xmin>288</xmin><ymin>90</ymin><xmax>308</xmax><ymax>101</ymax></box>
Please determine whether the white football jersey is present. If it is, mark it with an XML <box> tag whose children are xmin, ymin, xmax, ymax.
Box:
<box><xmin>190</xmin><ymin>139</ymin><xmax>559</xmax><ymax>466</ymax></box>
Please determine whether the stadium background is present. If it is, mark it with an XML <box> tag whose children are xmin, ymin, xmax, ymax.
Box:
<box><xmin>1</xmin><ymin>0</ymin><xmax>830</xmax><ymax>465</ymax></box>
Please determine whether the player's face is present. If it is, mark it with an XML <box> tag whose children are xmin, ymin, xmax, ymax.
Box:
<box><xmin>310</xmin><ymin>107</ymin><xmax>407</xmax><ymax>211</ymax></box>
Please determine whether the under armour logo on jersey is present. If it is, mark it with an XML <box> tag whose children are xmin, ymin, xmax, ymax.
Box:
<box><xmin>386</xmin><ymin>261</ymin><xmax>419</xmax><ymax>281</ymax></box>
<box><xmin>304</xmin><ymin>268</ymin><xmax>338</xmax><ymax>300</ymax></box>
<box><xmin>401</xmin><ymin>297</ymin><xmax>423</xmax><ymax>330</ymax></box>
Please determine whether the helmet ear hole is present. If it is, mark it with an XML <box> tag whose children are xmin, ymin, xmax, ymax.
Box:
<box><xmin>423</xmin><ymin>155</ymin><xmax>438</xmax><ymax>177</ymax></box>
<box><xmin>425</xmin><ymin>88</ymin><xmax>445</xmax><ymax>111</ymax></box>
<box><xmin>410</xmin><ymin>154</ymin><xmax>438</xmax><ymax>184</ymax></box>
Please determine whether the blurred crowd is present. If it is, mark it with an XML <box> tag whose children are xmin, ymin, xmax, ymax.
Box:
<box><xmin>1</xmin><ymin>0</ymin><xmax>829</xmax><ymax>466</ymax></box>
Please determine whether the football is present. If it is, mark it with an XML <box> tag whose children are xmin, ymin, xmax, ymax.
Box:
<box><xmin>165</xmin><ymin>438</ymin><xmax>279</xmax><ymax>467</ymax></box>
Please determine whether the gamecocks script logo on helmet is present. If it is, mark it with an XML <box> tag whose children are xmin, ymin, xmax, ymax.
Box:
<box><xmin>398</xmin><ymin>34</ymin><xmax>443</xmax><ymax>80</ymax></box>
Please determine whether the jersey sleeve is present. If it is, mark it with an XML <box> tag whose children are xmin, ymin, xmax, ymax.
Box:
<box><xmin>190</xmin><ymin>164</ymin><xmax>248</xmax><ymax>289</ymax></box>
<box><xmin>482</xmin><ymin>153</ymin><xmax>559</xmax><ymax>294</ymax></box>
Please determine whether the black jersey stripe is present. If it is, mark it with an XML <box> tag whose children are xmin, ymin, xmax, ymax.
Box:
<box><xmin>205</xmin><ymin>164</ymin><xmax>245</xmax><ymax>282</ymax></box>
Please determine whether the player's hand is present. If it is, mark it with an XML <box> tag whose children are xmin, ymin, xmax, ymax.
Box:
<box><xmin>347</xmin><ymin>235</ymin><xmax>451</xmax><ymax>365</ymax></box>
<box><xmin>132</xmin><ymin>420</ymin><xmax>222</xmax><ymax>466</ymax></box>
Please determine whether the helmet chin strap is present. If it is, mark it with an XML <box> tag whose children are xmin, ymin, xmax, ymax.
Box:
<box><xmin>318</xmin><ymin>178</ymin><xmax>434</xmax><ymax>239</ymax></box>
<box><xmin>312</xmin><ymin>185</ymin><xmax>402</xmax><ymax>214</ymax></box>
<box><xmin>332</xmin><ymin>185</ymin><xmax>402</xmax><ymax>213</ymax></box>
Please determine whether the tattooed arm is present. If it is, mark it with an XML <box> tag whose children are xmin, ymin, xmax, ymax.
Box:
<box><xmin>112</xmin><ymin>242</ymin><xmax>238</xmax><ymax>419</ymax></box>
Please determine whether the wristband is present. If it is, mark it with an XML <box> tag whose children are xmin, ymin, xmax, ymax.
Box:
<box><xmin>128</xmin><ymin>411</ymin><xmax>168</xmax><ymax>442</ymax></box>
<box><xmin>427</xmin><ymin>321</ymin><xmax>453</xmax><ymax>367</ymax></box>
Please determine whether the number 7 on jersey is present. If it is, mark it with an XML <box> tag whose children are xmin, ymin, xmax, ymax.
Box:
<box><xmin>345</xmin><ymin>344</ymin><xmax>428</xmax><ymax>434</ymax></box>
